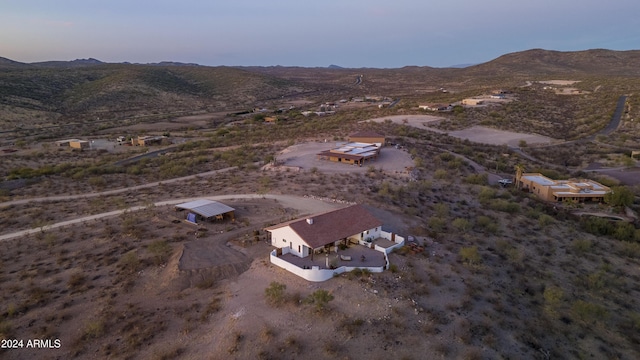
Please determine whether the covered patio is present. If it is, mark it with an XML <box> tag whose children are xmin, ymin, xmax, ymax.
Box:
<box><xmin>280</xmin><ymin>243</ymin><xmax>386</xmax><ymax>270</ymax></box>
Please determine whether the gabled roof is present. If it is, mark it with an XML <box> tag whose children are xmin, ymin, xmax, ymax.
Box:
<box><xmin>175</xmin><ymin>199</ymin><xmax>235</xmax><ymax>218</ymax></box>
<box><xmin>267</xmin><ymin>204</ymin><xmax>382</xmax><ymax>249</ymax></box>
<box><xmin>349</xmin><ymin>131</ymin><xmax>384</xmax><ymax>138</ymax></box>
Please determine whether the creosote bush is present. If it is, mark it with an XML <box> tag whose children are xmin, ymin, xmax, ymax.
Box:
<box><xmin>264</xmin><ymin>281</ymin><xmax>287</xmax><ymax>307</ymax></box>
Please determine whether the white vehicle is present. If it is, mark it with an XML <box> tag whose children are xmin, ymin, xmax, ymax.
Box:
<box><xmin>498</xmin><ymin>178</ymin><xmax>513</xmax><ymax>186</ymax></box>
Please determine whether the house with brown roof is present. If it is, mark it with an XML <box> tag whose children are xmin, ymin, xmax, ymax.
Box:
<box><xmin>266</xmin><ymin>205</ymin><xmax>405</xmax><ymax>281</ymax></box>
<box><xmin>267</xmin><ymin>204</ymin><xmax>382</xmax><ymax>257</ymax></box>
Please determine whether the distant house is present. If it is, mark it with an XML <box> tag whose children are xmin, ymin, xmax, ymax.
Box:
<box><xmin>56</xmin><ymin>139</ymin><xmax>89</xmax><ymax>149</ymax></box>
<box><xmin>419</xmin><ymin>104</ymin><xmax>451</xmax><ymax>111</ymax></box>
<box><xmin>517</xmin><ymin>173</ymin><xmax>611</xmax><ymax>202</ymax></box>
<box><xmin>70</xmin><ymin>140</ymin><xmax>89</xmax><ymax>149</ymax></box>
<box><xmin>132</xmin><ymin>135</ymin><xmax>166</xmax><ymax>146</ymax></box>
<box><xmin>317</xmin><ymin>142</ymin><xmax>380</xmax><ymax>166</ymax></box>
<box><xmin>461</xmin><ymin>98</ymin><xmax>484</xmax><ymax>106</ymax></box>
<box><xmin>348</xmin><ymin>131</ymin><xmax>385</xmax><ymax>146</ymax></box>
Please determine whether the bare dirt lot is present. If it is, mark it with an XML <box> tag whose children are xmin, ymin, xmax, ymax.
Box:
<box><xmin>448</xmin><ymin>125</ymin><xmax>557</xmax><ymax>147</ymax></box>
<box><xmin>363</xmin><ymin>114</ymin><xmax>558</xmax><ymax>146</ymax></box>
<box><xmin>273</xmin><ymin>141</ymin><xmax>415</xmax><ymax>175</ymax></box>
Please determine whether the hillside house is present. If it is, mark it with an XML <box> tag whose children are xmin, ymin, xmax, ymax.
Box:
<box><xmin>266</xmin><ymin>204</ymin><xmax>405</xmax><ymax>281</ymax></box>
<box><xmin>517</xmin><ymin>173</ymin><xmax>611</xmax><ymax>202</ymax></box>
<box><xmin>266</xmin><ymin>204</ymin><xmax>382</xmax><ymax>258</ymax></box>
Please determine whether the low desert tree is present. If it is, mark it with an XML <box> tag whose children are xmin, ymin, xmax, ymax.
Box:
<box><xmin>265</xmin><ymin>281</ymin><xmax>287</xmax><ymax>307</ymax></box>
<box><xmin>604</xmin><ymin>186</ymin><xmax>635</xmax><ymax>207</ymax></box>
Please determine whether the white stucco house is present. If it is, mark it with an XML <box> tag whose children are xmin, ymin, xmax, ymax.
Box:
<box><xmin>266</xmin><ymin>204</ymin><xmax>383</xmax><ymax>258</ymax></box>
<box><xmin>265</xmin><ymin>204</ymin><xmax>405</xmax><ymax>282</ymax></box>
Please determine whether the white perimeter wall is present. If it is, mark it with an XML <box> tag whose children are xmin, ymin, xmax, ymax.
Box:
<box><xmin>270</xmin><ymin>249</ymin><xmax>385</xmax><ymax>282</ymax></box>
<box><xmin>268</xmin><ymin>227</ymin><xmax>307</xmax><ymax>257</ymax></box>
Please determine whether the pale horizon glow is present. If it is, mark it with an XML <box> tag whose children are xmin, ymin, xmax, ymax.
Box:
<box><xmin>1</xmin><ymin>0</ymin><xmax>638</xmax><ymax>68</ymax></box>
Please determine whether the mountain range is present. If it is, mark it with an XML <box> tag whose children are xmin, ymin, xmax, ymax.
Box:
<box><xmin>1</xmin><ymin>48</ymin><xmax>639</xmax><ymax>120</ymax></box>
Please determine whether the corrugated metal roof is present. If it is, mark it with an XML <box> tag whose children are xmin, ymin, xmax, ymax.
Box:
<box><xmin>175</xmin><ymin>199</ymin><xmax>235</xmax><ymax>218</ymax></box>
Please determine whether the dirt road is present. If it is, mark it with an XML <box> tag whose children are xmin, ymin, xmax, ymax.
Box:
<box><xmin>0</xmin><ymin>194</ymin><xmax>342</xmax><ymax>242</ymax></box>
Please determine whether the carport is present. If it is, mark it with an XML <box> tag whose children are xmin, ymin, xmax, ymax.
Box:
<box><xmin>174</xmin><ymin>199</ymin><xmax>235</xmax><ymax>223</ymax></box>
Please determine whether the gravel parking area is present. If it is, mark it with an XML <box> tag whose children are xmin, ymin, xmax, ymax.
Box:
<box><xmin>276</xmin><ymin>141</ymin><xmax>415</xmax><ymax>174</ymax></box>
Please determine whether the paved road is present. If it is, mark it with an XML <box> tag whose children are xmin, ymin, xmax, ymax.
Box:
<box><xmin>0</xmin><ymin>194</ymin><xmax>342</xmax><ymax>242</ymax></box>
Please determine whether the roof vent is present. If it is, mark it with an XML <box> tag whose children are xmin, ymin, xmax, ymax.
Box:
<box><xmin>306</xmin><ymin>218</ymin><xmax>314</xmax><ymax>225</ymax></box>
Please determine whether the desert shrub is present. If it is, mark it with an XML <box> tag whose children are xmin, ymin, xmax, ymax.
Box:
<box><xmin>604</xmin><ymin>186</ymin><xmax>635</xmax><ymax>207</ymax></box>
<box><xmin>306</xmin><ymin>289</ymin><xmax>334</xmax><ymax>311</ymax></box>
<box><xmin>476</xmin><ymin>215</ymin><xmax>499</xmax><ymax>234</ymax></box>
<box><xmin>434</xmin><ymin>203</ymin><xmax>449</xmax><ymax>217</ymax></box>
<box><xmin>581</xmin><ymin>216</ymin><xmax>615</xmax><ymax>236</ymax></box>
<box><xmin>434</xmin><ymin>169</ymin><xmax>448</xmax><ymax>179</ymax></box>
<box><xmin>83</xmin><ymin>319</ymin><xmax>105</xmax><ymax>339</ymax></box>
<box><xmin>67</xmin><ymin>272</ymin><xmax>87</xmax><ymax>290</ymax></box>
<box><xmin>427</xmin><ymin>217</ymin><xmax>447</xmax><ymax>232</ymax></box>
<box><xmin>543</xmin><ymin>285</ymin><xmax>564</xmax><ymax>309</ymax></box>
<box><xmin>571</xmin><ymin>300</ymin><xmax>607</xmax><ymax>322</ymax></box>
<box><xmin>459</xmin><ymin>246</ymin><xmax>481</xmax><ymax>265</ymax></box>
<box><xmin>119</xmin><ymin>251</ymin><xmax>140</xmax><ymax>274</ymax></box>
<box><xmin>489</xmin><ymin>199</ymin><xmax>520</xmax><ymax>213</ymax></box>
<box><xmin>438</xmin><ymin>152</ymin><xmax>455</xmax><ymax>162</ymax></box>
<box><xmin>264</xmin><ymin>281</ymin><xmax>287</xmax><ymax>307</ymax></box>
<box><xmin>0</xmin><ymin>320</ymin><xmax>12</xmax><ymax>339</ymax></box>
<box><xmin>538</xmin><ymin>214</ymin><xmax>554</xmax><ymax>227</ymax></box>
<box><xmin>478</xmin><ymin>187</ymin><xmax>497</xmax><ymax>203</ymax></box>
<box><xmin>620</xmin><ymin>242</ymin><xmax>640</xmax><ymax>258</ymax></box>
<box><xmin>614</xmin><ymin>222</ymin><xmax>636</xmax><ymax>242</ymax></box>
<box><xmin>201</xmin><ymin>297</ymin><xmax>222</xmax><ymax>320</ymax></box>
<box><xmin>452</xmin><ymin>218</ymin><xmax>471</xmax><ymax>233</ymax></box>
<box><xmin>148</xmin><ymin>240</ymin><xmax>172</xmax><ymax>265</ymax></box>
<box><xmin>464</xmin><ymin>173</ymin><xmax>488</xmax><ymax>185</ymax></box>
<box><xmin>571</xmin><ymin>239</ymin><xmax>592</xmax><ymax>254</ymax></box>
<box><xmin>227</xmin><ymin>331</ymin><xmax>244</xmax><ymax>354</ymax></box>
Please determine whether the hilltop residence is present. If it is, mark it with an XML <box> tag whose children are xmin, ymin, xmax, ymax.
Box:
<box><xmin>317</xmin><ymin>142</ymin><xmax>380</xmax><ymax>166</ymax></box>
<box><xmin>266</xmin><ymin>204</ymin><xmax>404</xmax><ymax>282</ymax></box>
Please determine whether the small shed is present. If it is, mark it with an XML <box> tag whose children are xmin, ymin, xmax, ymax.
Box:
<box><xmin>175</xmin><ymin>199</ymin><xmax>235</xmax><ymax>222</ymax></box>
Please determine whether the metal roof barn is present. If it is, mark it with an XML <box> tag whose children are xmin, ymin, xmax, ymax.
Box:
<box><xmin>174</xmin><ymin>200</ymin><xmax>235</xmax><ymax>220</ymax></box>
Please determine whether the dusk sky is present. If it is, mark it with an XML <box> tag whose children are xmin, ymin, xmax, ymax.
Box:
<box><xmin>2</xmin><ymin>0</ymin><xmax>639</xmax><ymax>68</ymax></box>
